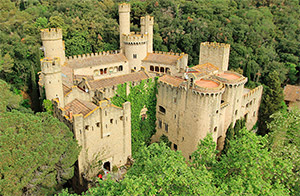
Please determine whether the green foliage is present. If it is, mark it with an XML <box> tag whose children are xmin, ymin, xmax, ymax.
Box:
<box><xmin>43</xmin><ymin>99</ymin><xmax>53</xmax><ymax>115</ymax></box>
<box><xmin>71</xmin><ymin>143</ymin><xmax>217</xmax><ymax>195</ymax></box>
<box><xmin>258</xmin><ymin>70</ymin><xmax>284</xmax><ymax>135</ymax></box>
<box><xmin>223</xmin><ymin>118</ymin><xmax>245</xmax><ymax>154</ymax></box>
<box><xmin>0</xmin><ymin>110</ymin><xmax>80</xmax><ymax>196</ymax></box>
<box><xmin>191</xmin><ymin>134</ymin><xmax>218</xmax><ymax>169</ymax></box>
<box><xmin>111</xmin><ymin>78</ymin><xmax>158</xmax><ymax>157</ymax></box>
<box><xmin>0</xmin><ymin>79</ymin><xmax>22</xmax><ymax>112</ymax></box>
<box><xmin>268</xmin><ymin>109</ymin><xmax>300</xmax><ymax>195</ymax></box>
<box><xmin>159</xmin><ymin>134</ymin><xmax>171</xmax><ymax>147</ymax></box>
<box><xmin>213</xmin><ymin>128</ymin><xmax>289</xmax><ymax>195</ymax></box>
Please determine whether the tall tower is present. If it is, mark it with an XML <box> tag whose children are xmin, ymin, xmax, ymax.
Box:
<box><xmin>41</xmin><ymin>28</ymin><xmax>66</xmax><ymax>65</ymax></box>
<box><xmin>199</xmin><ymin>42</ymin><xmax>230</xmax><ymax>71</ymax></box>
<box><xmin>119</xmin><ymin>3</ymin><xmax>131</xmax><ymax>51</ymax></box>
<box><xmin>41</xmin><ymin>57</ymin><xmax>64</xmax><ymax>107</ymax></box>
<box><xmin>141</xmin><ymin>15</ymin><xmax>154</xmax><ymax>53</ymax></box>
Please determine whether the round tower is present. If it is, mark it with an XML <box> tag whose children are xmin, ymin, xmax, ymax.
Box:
<box><xmin>214</xmin><ymin>71</ymin><xmax>247</xmax><ymax>129</ymax></box>
<box><xmin>123</xmin><ymin>33</ymin><xmax>148</xmax><ymax>70</ymax></box>
<box><xmin>41</xmin><ymin>57</ymin><xmax>64</xmax><ymax>107</ymax></box>
<box><xmin>119</xmin><ymin>3</ymin><xmax>131</xmax><ymax>52</ymax></box>
<box><xmin>140</xmin><ymin>15</ymin><xmax>154</xmax><ymax>53</ymax></box>
<box><xmin>41</xmin><ymin>28</ymin><xmax>66</xmax><ymax>65</ymax></box>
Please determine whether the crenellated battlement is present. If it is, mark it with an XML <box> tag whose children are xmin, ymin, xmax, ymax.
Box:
<box><xmin>123</xmin><ymin>33</ymin><xmax>148</xmax><ymax>44</ymax></box>
<box><xmin>66</xmin><ymin>50</ymin><xmax>121</xmax><ymax>61</ymax></box>
<box><xmin>201</xmin><ymin>42</ymin><xmax>230</xmax><ymax>48</ymax></box>
<box><xmin>119</xmin><ymin>3</ymin><xmax>131</xmax><ymax>13</ymax></box>
<box><xmin>153</xmin><ymin>51</ymin><xmax>186</xmax><ymax>57</ymax></box>
<box><xmin>41</xmin><ymin>57</ymin><xmax>61</xmax><ymax>74</ymax></box>
<box><xmin>41</xmin><ymin>28</ymin><xmax>62</xmax><ymax>41</ymax></box>
<box><xmin>141</xmin><ymin>15</ymin><xmax>154</xmax><ymax>25</ymax></box>
<box><xmin>243</xmin><ymin>85</ymin><xmax>263</xmax><ymax>99</ymax></box>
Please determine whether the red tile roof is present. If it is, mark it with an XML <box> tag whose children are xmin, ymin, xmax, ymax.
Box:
<box><xmin>284</xmin><ymin>85</ymin><xmax>300</xmax><ymax>102</ymax></box>
<box><xmin>143</xmin><ymin>53</ymin><xmax>181</xmax><ymax>66</ymax></box>
<box><xmin>64</xmin><ymin>99</ymin><xmax>98</xmax><ymax>117</ymax></box>
<box><xmin>88</xmin><ymin>71</ymin><xmax>149</xmax><ymax>90</ymax></box>
<box><xmin>159</xmin><ymin>75</ymin><xmax>184</xmax><ymax>87</ymax></box>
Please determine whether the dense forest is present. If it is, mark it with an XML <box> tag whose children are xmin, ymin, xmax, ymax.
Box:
<box><xmin>0</xmin><ymin>0</ymin><xmax>300</xmax><ymax>195</ymax></box>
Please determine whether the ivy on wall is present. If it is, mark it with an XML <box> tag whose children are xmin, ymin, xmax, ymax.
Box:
<box><xmin>111</xmin><ymin>77</ymin><xmax>158</xmax><ymax>157</ymax></box>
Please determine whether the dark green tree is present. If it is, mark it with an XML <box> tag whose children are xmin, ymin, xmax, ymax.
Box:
<box><xmin>258</xmin><ymin>70</ymin><xmax>284</xmax><ymax>135</ymax></box>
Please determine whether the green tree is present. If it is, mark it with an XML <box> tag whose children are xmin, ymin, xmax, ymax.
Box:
<box><xmin>258</xmin><ymin>70</ymin><xmax>284</xmax><ymax>135</ymax></box>
<box><xmin>0</xmin><ymin>79</ymin><xmax>22</xmax><ymax>112</ymax></box>
<box><xmin>68</xmin><ymin>143</ymin><xmax>217</xmax><ymax>195</ymax></box>
<box><xmin>268</xmin><ymin>109</ymin><xmax>300</xmax><ymax>195</ymax></box>
<box><xmin>213</xmin><ymin>128</ymin><xmax>289</xmax><ymax>195</ymax></box>
<box><xmin>0</xmin><ymin>111</ymin><xmax>80</xmax><ymax>196</ymax></box>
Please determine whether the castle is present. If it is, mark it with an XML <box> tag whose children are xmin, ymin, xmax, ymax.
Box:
<box><xmin>38</xmin><ymin>3</ymin><xmax>262</xmax><ymax>190</ymax></box>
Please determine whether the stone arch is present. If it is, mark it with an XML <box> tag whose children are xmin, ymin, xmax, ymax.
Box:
<box><xmin>150</xmin><ymin>65</ymin><xmax>154</xmax><ymax>71</ymax></box>
<box><xmin>155</xmin><ymin>66</ymin><xmax>159</xmax><ymax>72</ymax></box>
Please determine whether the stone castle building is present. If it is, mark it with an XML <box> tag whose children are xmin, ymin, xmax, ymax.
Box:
<box><xmin>38</xmin><ymin>2</ymin><xmax>262</xmax><ymax>189</ymax></box>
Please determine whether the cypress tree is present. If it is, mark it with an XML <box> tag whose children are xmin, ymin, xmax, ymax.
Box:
<box><xmin>258</xmin><ymin>71</ymin><xmax>284</xmax><ymax>135</ymax></box>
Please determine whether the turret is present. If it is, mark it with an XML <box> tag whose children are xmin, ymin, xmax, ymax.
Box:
<box><xmin>41</xmin><ymin>28</ymin><xmax>66</xmax><ymax>65</ymax></box>
<box><xmin>123</xmin><ymin>33</ymin><xmax>148</xmax><ymax>70</ymax></box>
<box><xmin>141</xmin><ymin>15</ymin><xmax>154</xmax><ymax>53</ymax></box>
<box><xmin>199</xmin><ymin>42</ymin><xmax>230</xmax><ymax>71</ymax></box>
<box><xmin>119</xmin><ymin>3</ymin><xmax>131</xmax><ymax>52</ymax></box>
<box><xmin>41</xmin><ymin>57</ymin><xmax>64</xmax><ymax>107</ymax></box>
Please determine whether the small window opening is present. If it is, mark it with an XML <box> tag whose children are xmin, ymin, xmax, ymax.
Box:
<box><xmin>133</xmin><ymin>54</ymin><xmax>137</xmax><ymax>59</ymax></box>
<box><xmin>110</xmin><ymin>119</ymin><xmax>113</xmax><ymax>124</ymax></box>
<box><xmin>158</xmin><ymin>119</ymin><xmax>162</xmax><ymax>129</ymax></box>
<box><xmin>159</xmin><ymin>106</ymin><xmax>166</xmax><ymax>114</ymax></box>
<box><xmin>214</xmin><ymin>127</ymin><xmax>217</xmax><ymax>132</ymax></box>
<box><xmin>120</xmin><ymin>116</ymin><xmax>124</xmax><ymax>120</ymax></box>
<box><xmin>96</xmin><ymin>122</ymin><xmax>100</xmax><ymax>127</ymax></box>
<box><xmin>85</xmin><ymin>125</ymin><xmax>89</xmax><ymax>130</ymax></box>
<box><xmin>165</xmin><ymin>123</ymin><xmax>168</xmax><ymax>132</ymax></box>
<box><xmin>155</xmin><ymin>66</ymin><xmax>159</xmax><ymax>72</ymax></box>
<box><xmin>150</xmin><ymin>66</ymin><xmax>154</xmax><ymax>71</ymax></box>
<box><xmin>174</xmin><ymin>144</ymin><xmax>178</xmax><ymax>151</ymax></box>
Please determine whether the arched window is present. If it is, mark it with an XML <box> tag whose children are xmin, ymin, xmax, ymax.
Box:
<box><xmin>166</xmin><ymin>68</ymin><xmax>170</xmax><ymax>73</ymax></box>
<box><xmin>100</xmin><ymin>69</ymin><xmax>104</xmax><ymax>75</ymax></box>
<box><xmin>155</xmin><ymin>66</ymin><xmax>159</xmax><ymax>72</ymax></box>
<box><xmin>160</xmin><ymin>67</ymin><xmax>165</xmax><ymax>73</ymax></box>
<box><xmin>150</xmin><ymin>66</ymin><xmax>154</xmax><ymax>71</ymax></box>
<box><xmin>104</xmin><ymin>68</ymin><xmax>107</xmax><ymax>74</ymax></box>
<box><xmin>114</xmin><ymin>66</ymin><xmax>118</xmax><ymax>73</ymax></box>
<box><xmin>119</xmin><ymin>65</ymin><xmax>123</xmax><ymax>71</ymax></box>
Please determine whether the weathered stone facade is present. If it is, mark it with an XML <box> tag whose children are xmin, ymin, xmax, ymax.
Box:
<box><xmin>38</xmin><ymin>2</ymin><xmax>263</xmax><ymax>191</ymax></box>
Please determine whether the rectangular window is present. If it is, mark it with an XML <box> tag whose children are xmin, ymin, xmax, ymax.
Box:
<box><xmin>174</xmin><ymin>143</ymin><xmax>177</xmax><ymax>151</ymax></box>
<box><xmin>133</xmin><ymin>54</ymin><xmax>137</xmax><ymax>59</ymax></box>
<box><xmin>165</xmin><ymin>123</ymin><xmax>168</xmax><ymax>132</ymax></box>
<box><xmin>158</xmin><ymin>119</ymin><xmax>162</xmax><ymax>129</ymax></box>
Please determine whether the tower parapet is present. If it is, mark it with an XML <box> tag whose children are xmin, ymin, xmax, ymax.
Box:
<box><xmin>41</xmin><ymin>57</ymin><xmax>61</xmax><ymax>74</ymax></box>
<box><xmin>41</xmin><ymin>28</ymin><xmax>63</xmax><ymax>41</ymax></box>
<box><xmin>118</xmin><ymin>3</ymin><xmax>131</xmax><ymax>13</ymax></box>
<box><xmin>199</xmin><ymin>42</ymin><xmax>230</xmax><ymax>71</ymax></box>
<box><xmin>123</xmin><ymin>33</ymin><xmax>148</xmax><ymax>44</ymax></box>
<box><xmin>41</xmin><ymin>57</ymin><xmax>64</xmax><ymax>107</ymax></box>
<box><xmin>41</xmin><ymin>28</ymin><xmax>66</xmax><ymax>65</ymax></box>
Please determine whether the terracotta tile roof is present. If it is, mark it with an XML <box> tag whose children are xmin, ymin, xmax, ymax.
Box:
<box><xmin>61</xmin><ymin>65</ymin><xmax>74</xmax><ymax>86</ymax></box>
<box><xmin>159</xmin><ymin>75</ymin><xmax>184</xmax><ymax>87</ymax></box>
<box><xmin>74</xmin><ymin>75</ymin><xmax>94</xmax><ymax>81</ymax></box>
<box><xmin>284</xmin><ymin>85</ymin><xmax>300</xmax><ymax>102</ymax></box>
<box><xmin>64</xmin><ymin>99</ymin><xmax>97</xmax><ymax>117</ymax></box>
<box><xmin>190</xmin><ymin>63</ymin><xmax>219</xmax><ymax>77</ymax></box>
<box><xmin>63</xmin><ymin>84</ymin><xmax>72</xmax><ymax>95</ymax></box>
<box><xmin>88</xmin><ymin>71</ymin><xmax>149</xmax><ymax>90</ymax></box>
<box><xmin>142</xmin><ymin>53</ymin><xmax>181</xmax><ymax>66</ymax></box>
<box><xmin>66</xmin><ymin>53</ymin><xmax>127</xmax><ymax>69</ymax></box>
